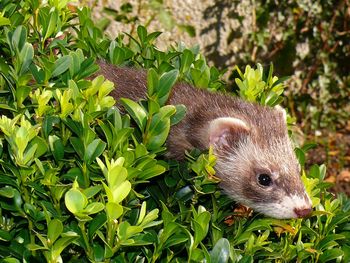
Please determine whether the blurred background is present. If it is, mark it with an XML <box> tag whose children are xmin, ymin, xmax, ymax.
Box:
<box><xmin>88</xmin><ymin>0</ymin><xmax>350</xmax><ymax>195</ymax></box>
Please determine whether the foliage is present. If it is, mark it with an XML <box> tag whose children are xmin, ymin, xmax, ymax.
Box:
<box><xmin>89</xmin><ymin>0</ymin><xmax>350</xmax><ymax>131</ymax></box>
<box><xmin>203</xmin><ymin>0</ymin><xmax>350</xmax><ymax>131</ymax></box>
<box><xmin>0</xmin><ymin>1</ymin><xmax>349</xmax><ymax>262</ymax></box>
<box><xmin>97</xmin><ymin>0</ymin><xmax>196</xmax><ymax>38</ymax></box>
<box><xmin>250</xmin><ymin>0</ymin><xmax>350</xmax><ymax>131</ymax></box>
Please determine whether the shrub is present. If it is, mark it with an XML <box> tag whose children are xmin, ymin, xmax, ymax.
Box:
<box><xmin>95</xmin><ymin>0</ymin><xmax>350</xmax><ymax>131</ymax></box>
<box><xmin>0</xmin><ymin>1</ymin><xmax>349</xmax><ymax>262</ymax></box>
<box><xmin>201</xmin><ymin>0</ymin><xmax>350</xmax><ymax>131</ymax></box>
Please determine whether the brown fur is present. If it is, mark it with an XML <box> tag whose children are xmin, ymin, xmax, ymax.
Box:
<box><xmin>100</xmin><ymin>61</ymin><xmax>287</xmax><ymax>156</ymax></box>
<box><xmin>96</xmin><ymin>61</ymin><xmax>312</xmax><ymax>219</ymax></box>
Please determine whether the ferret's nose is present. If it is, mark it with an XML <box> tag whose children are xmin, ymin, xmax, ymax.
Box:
<box><xmin>294</xmin><ymin>207</ymin><xmax>312</xmax><ymax>218</ymax></box>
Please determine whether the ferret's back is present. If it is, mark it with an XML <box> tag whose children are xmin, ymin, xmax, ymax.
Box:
<box><xmin>99</xmin><ymin>62</ymin><xmax>147</xmax><ymax>101</ymax></box>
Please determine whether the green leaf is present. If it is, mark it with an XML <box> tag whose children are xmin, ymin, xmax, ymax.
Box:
<box><xmin>84</xmin><ymin>202</ymin><xmax>104</xmax><ymax>215</ymax></box>
<box><xmin>43</xmin><ymin>8</ymin><xmax>58</xmax><ymax>41</ymax></box>
<box><xmin>146</xmin><ymin>124</ymin><xmax>170</xmax><ymax>150</ymax></box>
<box><xmin>157</xmin><ymin>69</ymin><xmax>179</xmax><ymax>105</ymax></box>
<box><xmin>238</xmin><ymin>255</ymin><xmax>253</xmax><ymax>263</ymax></box>
<box><xmin>0</xmin><ymin>103</ymin><xmax>16</xmax><ymax>112</ymax></box>
<box><xmin>9</xmin><ymin>25</ymin><xmax>27</xmax><ymax>53</ymax></box>
<box><xmin>180</xmin><ymin>49</ymin><xmax>194</xmax><ymax>73</ymax></box>
<box><xmin>48</xmin><ymin>219</ymin><xmax>63</xmax><ymax>245</ymax></box>
<box><xmin>160</xmin><ymin>221</ymin><xmax>180</xmax><ymax>242</ymax></box>
<box><xmin>118</xmin><ymin>221</ymin><xmax>143</xmax><ymax>241</ymax></box>
<box><xmin>146</xmin><ymin>112</ymin><xmax>172</xmax><ymax>150</ymax></box>
<box><xmin>76</xmin><ymin>58</ymin><xmax>100</xmax><ymax>79</ymax></box>
<box><xmin>69</xmin><ymin>50</ymin><xmax>82</xmax><ymax>77</ymax></box>
<box><xmin>111</xmin><ymin>46</ymin><xmax>126</xmax><ymax>65</ymax></box>
<box><xmin>126</xmin><ymin>233</ymin><xmax>155</xmax><ymax>246</ymax></box>
<box><xmin>147</xmin><ymin>68</ymin><xmax>159</xmax><ymax>97</ymax></box>
<box><xmin>70</xmin><ymin>137</ymin><xmax>84</xmax><ymax>159</ymax></box>
<box><xmin>42</xmin><ymin>116</ymin><xmax>60</xmax><ymax>139</ymax></box>
<box><xmin>139</xmin><ymin>164</ymin><xmax>166</xmax><ymax>180</ymax></box>
<box><xmin>210</xmin><ymin>238</ymin><xmax>230</xmax><ymax>263</ymax></box>
<box><xmin>22</xmin><ymin>144</ymin><xmax>38</xmax><ymax>165</ymax></box>
<box><xmin>84</xmin><ymin>139</ymin><xmax>106</xmax><ymax>164</ymax></box>
<box><xmin>147</xmin><ymin>98</ymin><xmax>161</xmax><ymax>116</ymax></box>
<box><xmin>0</xmin><ymin>229</ymin><xmax>12</xmax><ymax>241</ymax></box>
<box><xmin>0</xmin><ymin>186</ymin><xmax>15</xmax><ymax>198</ymax></box>
<box><xmin>266</xmin><ymin>63</ymin><xmax>274</xmax><ymax>85</ymax></box>
<box><xmin>319</xmin><ymin>164</ymin><xmax>327</xmax><ymax>180</ymax></box>
<box><xmin>0</xmin><ymin>17</ymin><xmax>11</xmax><ymax>27</ymax></box>
<box><xmin>16</xmin><ymin>86</ymin><xmax>31</xmax><ymax>106</ymax></box>
<box><xmin>112</xmin><ymin>181</ymin><xmax>131</xmax><ymax>203</ymax></box>
<box><xmin>88</xmin><ymin>213</ymin><xmax>107</xmax><ymax>239</ymax></box>
<box><xmin>92</xmin><ymin>243</ymin><xmax>105</xmax><ymax>262</ymax></box>
<box><xmin>27</xmin><ymin>244</ymin><xmax>47</xmax><ymax>251</ymax></box>
<box><xmin>270</xmin><ymin>76</ymin><xmax>290</xmax><ymax>89</ymax></box>
<box><xmin>83</xmin><ymin>185</ymin><xmax>102</xmax><ymax>199</ymax></box>
<box><xmin>30</xmin><ymin>136</ymin><xmax>48</xmax><ymax>158</ymax></box>
<box><xmin>295</xmin><ymin>148</ymin><xmax>306</xmax><ymax>167</ymax></box>
<box><xmin>105</xmin><ymin>202</ymin><xmax>123</xmax><ymax>221</ymax></box>
<box><xmin>171</xmin><ymin>104</ymin><xmax>186</xmax><ymax>125</ymax></box>
<box><xmin>19</xmin><ymin>42</ymin><xmax>34</xmax><ymax>74</ymax></box>
<box><xmin>52</xmin><ymin>56</ymin><xmax>72</xmax><ymax>77</ymax></box>
<box><xmin>164</xmin><ymin>233</ymin><xmax>188</xmax><ymax>248</ymax></box>
<box><xmin>316</xmin><ymin>234</ymin><xmax>345</xmax><ymax>250</ymax></box>
<box><xmin>318</xmin><ymin>248</ymin><xmax>344</xmax><ymax>263</ymax></box>
<box><xmin>136</xmin><ymin>201</ymin><xmax>147</xmax><ymax>225</ymax></box>
<box><xmin>65</xmin><ymin>188</ymin><xmax>87</xmax><ymax>214</ymax></box>
<box><xmin>137</xmin><ymin>25</ymin><xmax>147</xmax><ymax>44</ymax></box>
<box><xmin>193</xmin><ymin>211</ymin><xmax>211</xmax><ymax>246</ymax></box>
<box><xmin>179</xmin><ymin>24</ymin><xmax>196</xmax><ymax>37</ymax></box>
<box><xmin>146</xmin><ymin>31</ymin><xmax>162</xmax><ymax>43</ymax></box>
<box><xmin>190</xmin><ymin>248</ymin><xmax>205</xmax><ymax>262</ymax></box>
<box><xmin>120</xmin><ymin>98</ymin><xmax>147</xmax><ymax>131</ymax></box>
<box><xmin>102</xmin><ymin>182</ymin><xmax>114</xmax><ymax>204</ymax></box>
<box><xmin>107</xmin><ymin>165</ymin><xmax>128</xmax><ymax>188</ymax></box>
<box><xmin>30</xmin><ymin>63</ymin><xmax>45</xmax><ymax>84</ymax></box>
<box><xmin>49</xmin><ymin>135</ymin><xmax>64</xmax><ymax>161</ymax></box>
<box><xmin>51</xmin><ymin>232</ymin><xmax>79</xmax><ymax>260</ymax></box>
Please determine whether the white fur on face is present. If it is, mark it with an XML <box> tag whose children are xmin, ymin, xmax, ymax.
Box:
<box><xmin>256</xmin><ymin>193</ymin><xmax>312</xmax><ymax>219</ymax></box>
<box><xmin>215</xmin><ymin>136</ymin><xmax>297</xmax><ymax>179</ymax></box>
<box><xmin>214</xmin><ymin>130</ymin><xmax>312</xmax><ymax>219</ymax></box>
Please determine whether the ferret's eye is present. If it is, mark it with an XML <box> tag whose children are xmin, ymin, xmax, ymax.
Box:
<box><xmin>258</xmin><ymin>173</ymin><xmax>272</xmax><ymax>187</ymax></box>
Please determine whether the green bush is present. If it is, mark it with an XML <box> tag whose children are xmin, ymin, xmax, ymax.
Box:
<box><xmin>0</xmin><ymin>1</ymin><xmax>349</xmax><ymax>262</ymax></box>
<box><xmin>94</xmin><ymin>0</ymin><xmax>350</xmax><ymax>131</ymax></box>
<box><xmin>198</xmin><ymin>0</ymin><xmax>350</xmax><ymax>131</ymax></box>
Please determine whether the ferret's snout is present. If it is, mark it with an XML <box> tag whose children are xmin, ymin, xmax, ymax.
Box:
<box><xmin>294</xmin><ymin>207</ymin><xmax>312</xmax><ymax>218</ymax></box>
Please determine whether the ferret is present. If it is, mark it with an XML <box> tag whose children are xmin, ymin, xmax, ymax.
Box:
<box><xmin>97</xmin><ymin>61</ymin><xmax>313</xmax><ymax>219</ymax></box>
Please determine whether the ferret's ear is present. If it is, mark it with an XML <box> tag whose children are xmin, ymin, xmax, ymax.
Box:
<box><xmin>208</xmin><ymin>117</ymin><xmax>250</xmax><ymax>148</ymax></box>
<box><xmin>274</xmin><ymin>105</ymin><xmax>287</xmax><ymax>122</ymax></box>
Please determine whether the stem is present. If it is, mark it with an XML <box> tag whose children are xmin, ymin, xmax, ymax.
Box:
<box><xmin>151</xmin><ymin>254</ymin><xmax>158</xmax><ymax>263</ymax></box>
<box><xmin>107</xmin><ymin>220</ymin><xmax>118</xmax><ymax>249</ymax></box>
<box><xmin>144</xmin><ymin>14</ymin><xmax>156</xmax><ymax>29</ymax></box>
<box><xmin>106</xmin><ymin>221</ymin><xmax>114</xmax><ymax>247</ymax></box>
<box><xmin>78</xmin><ymin>221</ymin><xmax>92</xmax><ymax>257</ymax></box>
<box><xmin>28</xmin><ymin>219</ymin><xmax>36</xmax><ymax>256</ymax></box>
<box><xmin>108</xmin><ymin>220</ymin><xmax>122</xmax><ymax>259</ymax></box>
<box><xmin>82</xmin><ymin>162</ymin><xmax>90</xmax><ymax>188</ymax></box>
<box><xmin>19</xmin><ymin>170</ymin><xmax>36</xmax><ymax>255</ymax></box>
<box><xmin>112</xmin><ymin>241</ymin><xmax>121</xmax><ymax>255</ymax></box>
<box><xmin>130</xmin><ymin>0</ymin><xmax>143</xmax><ymax>36</ymax></box>
<box><xmin>142</xmin><ymin>114</ymin><xmax>153</xmax><ymax>145</ymax></box>
<box><xmin>151</xmin><ymin>243</ymin><xmax>162</xmax><ymax>263</ymax></box>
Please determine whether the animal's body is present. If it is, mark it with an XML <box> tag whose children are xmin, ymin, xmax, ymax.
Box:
<box><xmin>97</xmin><ymin>61</ymin><xmax>312</xmax><ymax>219</ymax></box>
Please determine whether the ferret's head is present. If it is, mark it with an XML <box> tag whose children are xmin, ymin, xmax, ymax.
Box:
<box><xmin>208</xmin><ymin>106</ymin><xmax>312</xmax><ymax>219</ymax></box>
